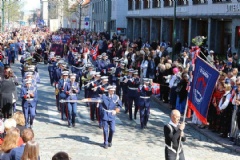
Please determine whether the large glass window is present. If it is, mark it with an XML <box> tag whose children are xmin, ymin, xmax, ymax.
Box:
<box><xmin>212</xmin><ymin>0</ymin><xmax>231</xmax><ymax>3</ymax></box>
<box><xmin>143</xmin><ymin>0</ymin><xmax>150</xmax><ymax>9</ymax></box>
<box><xmin>152</xmin><ymin>0</ymin><xmax>161</xmax><ymax>8</ymax></box>
<box><xmin>135</xmin><ymin>0</ymin><xmax>141</xmax><ymax>10</ymax></box>
<box><xmin>128</xmin><ymin>0</ymin><xmax>133</xmax><ymax>10</ymax></box>
<box><xmin>193</xmin><ymin>0</ymin><xmax>208</xmax><ymax>4</ymax></box>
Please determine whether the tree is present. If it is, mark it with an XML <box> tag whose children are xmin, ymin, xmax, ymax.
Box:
<box><xmin>48</xmin><ymin>0</ymin><xmax>80</xmax><ymax>20</ymax></box>
<box><xmin>4</xmin><ymin>0</ymin><xmax>23</xmax><ymax>23</ymax></box>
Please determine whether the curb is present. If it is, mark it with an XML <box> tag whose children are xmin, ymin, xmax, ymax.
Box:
<box><xmin>151</xmin><ymin>95</ymin><xmax>240</xmax><ymax>153</ymax></box>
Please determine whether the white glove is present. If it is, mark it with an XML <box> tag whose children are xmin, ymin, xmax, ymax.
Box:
<box><xmin>112</xmin><ymin>110</ymin><xmax>116</xmax><ymax>115</ymax></box>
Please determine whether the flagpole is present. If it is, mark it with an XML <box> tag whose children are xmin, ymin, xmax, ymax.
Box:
<box><xmin>199</xmin><ymin>51</ymin><xmax>217</xmax><ymax>69</ymax></box>
<box><xmin>176</xmin><ymin>96</ymin><xmax>189</xmax><ymax>160</ymax></box>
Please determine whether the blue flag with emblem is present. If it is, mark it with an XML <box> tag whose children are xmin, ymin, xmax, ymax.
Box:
<box><xmin>188</xmin><ymin>56</ymin><xmax>219</xmax><ymax>124</ymax></box>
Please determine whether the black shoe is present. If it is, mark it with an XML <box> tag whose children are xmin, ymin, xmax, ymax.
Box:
<box><xmin>129</xmin><ymin>118</ymin><xmax>133</xmax><ymax>121</ymax></box>
<box><xmin>108</xmin><ymin>143</ymin><xmax>112</xmax><ymax>147</ymax></box>
<box><xmin>72</xmin><ymin>123</ymin><xmax>75</xmax><ymax>127</ymax></box>
<box><xmin>68</xmin><ymin>123</ymin><xmax>71</xmax><ymax>128</ymax></box>
<box><xmin>134</xmin><ymin>115</ymin><xmax>136</xmax><ymax>120</ymax></box>
<box><xmin>230</xmin><ymin>137</ymin><xmax>235</xmax><ymax>142</ymax></box>
<box><xmin>103</xmin><ymin>144</ymin><xmax>108</xmax><ymax>149</ymax></box>
<box><xmin>124</xmin><ymin>110</ymin><xmax>128</xmax><ymax>114</ymax></box>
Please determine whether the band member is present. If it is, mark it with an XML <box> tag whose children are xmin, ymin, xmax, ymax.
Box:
<box><xmin>126</xmin><ymin>69</ymin><xmax>140</xmax><ymax>120</ymax></box>
<box><xmin>100</xmin><ymin>86</ymin><xmax>122</xmax><ymax>149</ymax></box>
<box><xmin>97</xmin><ymin>76</ymin><xmax>109</xmax><ymax>128</ymax></box>
<box><xmin>88</xmin><ymin>72</ymin><xmax>101</xmax><ymax>121</ymax></box>
<box><xmin>54</xmin><ymin>60</ymin><xmax>65</xmax><ymax>111</ymax></box>
<box><xmin>66</xmin><ymin>74</ymin><xmax>80</xmax><ymax>127</ymax></box>
<box><xmin>120</xmin><ymin>69</ymin><xmax>129</xmax><ymax>113</ymax></box>
<box><xmin>20</xmin><ymin>79</ymin><xmax>37</xmax><ymax>128</ymax></box>
<box><xmin>58</xmin><ymin>71</ymin><xmax>69</xmax><ymax>120</ymax></box>
<box><xmin>82</xmin><ymin>65</ymin><xmax>94</xmax><ymax>99</ymax></box>
<box><xmin>99</xmin><ymin>53</ymin><xmax>110</xmax><ymax>76</ymax></box>
<box><xmin>138</xmin><ymin>78</ymin><xmax>153</xmax><ymax>129</ymax></box>
<box><xmin>164</xmin><ymin>110</ymin><xmax>186</xmax><ymax>160</ymax></box>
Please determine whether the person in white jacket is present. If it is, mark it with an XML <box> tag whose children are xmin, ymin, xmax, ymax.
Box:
<box><xmin>140</xmin><ymin>55</ymin><xmax>148</xmax><ymax>78</ymax></box>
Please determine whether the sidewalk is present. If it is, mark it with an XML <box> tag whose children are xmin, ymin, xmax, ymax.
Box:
<box><xmin>151</xmin><ymin>95</ymin><xmax>240</xmax><ymax>153</ymax></box>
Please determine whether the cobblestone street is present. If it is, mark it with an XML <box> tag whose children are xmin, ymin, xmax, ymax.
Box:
<box><xmin>12</xmin><ymin>62</ymin><xmax>240</xmax><ymax>160</ymax></box>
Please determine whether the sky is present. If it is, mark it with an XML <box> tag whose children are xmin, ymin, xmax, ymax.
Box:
<box><xmin>21</xmin><ymin>0</ymin><xmax>41</xmax><ymax>14</ymax></box>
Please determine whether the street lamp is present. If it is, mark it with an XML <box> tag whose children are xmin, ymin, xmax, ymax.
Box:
<box><xmin>172</xmin><ymin>0</ymin><xmax>177</xmax><ymax>61</ymax></box>
<box><xmin>79</xmin><ymin>0</ymin><xmax>84</xmax><ymax>31</ymax></box>
<box><xmin>1</xmin><ymin>0</ymin><xmax>4</xmax><ymax>32</ymax></box>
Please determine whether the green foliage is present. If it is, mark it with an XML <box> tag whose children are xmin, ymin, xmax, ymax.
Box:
<box><xmin>192</xmin><ymin>36</ymin><xmax>207</xmax><ymax>46</ymax></box>
<box><xmin>4</xmin><ymin>0</ymin><xmax>23</xmax><ymax>22</ymax></box>
<box><xmin>48</xmin><ymin>0</ymin><xmax>79</xmax><ymax>19</ymax></box>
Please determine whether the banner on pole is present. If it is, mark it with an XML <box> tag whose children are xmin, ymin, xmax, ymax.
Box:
<box><xmin>188</xmin><ymin>56</ymin><xmax>219</xmax><ymax>124</ymax></box>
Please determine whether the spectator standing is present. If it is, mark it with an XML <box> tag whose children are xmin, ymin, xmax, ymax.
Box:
<box><xmin>10</xmin><ymin>128</ymin><xmax>35</xmax><ymax>160</ymax></box>
<box><xmin>21</xmin><ymin>140</ymin><xmax>39</xmax><ymax>160</ymax></box>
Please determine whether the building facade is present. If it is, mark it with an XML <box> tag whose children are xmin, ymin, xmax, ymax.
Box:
<box><xmin>127</xmin><ymin>0</ymin><xmax>240</xmax><ymax>54</ymax></box>
<box><xmin>91</xmin><ymin>0</ymin><xmax>112</xmax><ymax>32</ymax></box>
<box><xmin>91</xmin><ymin>0</ymin><xmax>128</xmax><ymax>37</ymax></box>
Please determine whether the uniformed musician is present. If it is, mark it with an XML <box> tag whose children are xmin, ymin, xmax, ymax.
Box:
<box><xmin>66</xmin><ymin>74</ymin><xmax>80</xmax><ymax>127</ymax></box>
<box><xmin>20</xmin><ymin>79</ymin><xmax>37</xmax><ymax>128</ymax></box>
<box><xmin>138</xmin><ymin>78</ymin><xmax>153</xmax><ymax>129</ymax></box>
<box><xmin>58</xmin><ymin>71</ymin><xmax>69</xmax><ymax>120</ymax></box>
<box><xmin>125</xmin><ymin>69</ymin><xmax>140</xmax><ymax>120</ymax></box>
<box><xmin>100</xmin><ymin>85</ymin><xmax>122</xmax><ymax>149</ymax></box>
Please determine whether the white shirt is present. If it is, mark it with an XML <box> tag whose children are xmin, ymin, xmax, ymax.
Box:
<box><xmin>218</xmin><ymin>91</ymin><xmax>231</xmax><ymax>110</ymax></box>
<box><xmin>169</xmin><ymin>120</ymin><xmax>178</xmax><ymax>128</ymax></box>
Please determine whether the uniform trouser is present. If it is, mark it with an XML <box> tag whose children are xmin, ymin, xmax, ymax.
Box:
<box><xmin>116</xmin><ymin>81</ymin><xmax>121</xmax><ymax>97</ymax></box>
<box><xmin>2</xmin><ymin>103</ymin><xmax>13</xmax><ymax>118</ymax></box>
<box><xmin>122</xmin><ymin>92</ymin><xmax>128</xmax><ymax>112</ymax></box>
<box><xmin>98</xmin><ymin>106</ymin><xmax>102</xmax><ymax>128</ymax></box>
<box><xmin>49</xmin><ymin>71</ymin><xmax>54</xmax><ymax>84</ymax></box>
<box><xmin>68</xmin><ymin>102</ymin><xmax>77</xmax><ymax>125</ymax></box>
<box><xmin>56</xmin><ymin>94</ymin><xmax>60</xmax><ymax>111</ymax></box>
<box><xmin>103</xmin><ymin>120</ymin><xmax>115</xmax><ymax>145</ymax></box>
<box><xmin>23</xmin><ymin>104</ymin><xmax>36</xmax><ymax>126</ymax></box>
<box><xmin>230</xmin><ymin>106</ymin><xmax>239</xmax><ymax>138</ymax></box>
<box><xmin>140</xmin><ymin>105</ymin><xmax>150</xmax><ymax>127</ymax></box>
<box><xmin>165</xmin><ymin>147</ymin><xmax>185</xmax><ymax>160</ymax></box>
<box><xmin>90</xmin><ymin>102</ymin><xmax>97</xmax><ymax>120</ymax></box>
<box><xmin>128</xmin><ymin>96</ymin><xmax>139</xmax><ymax>119</ymax></box>
<box><xmin>60</xmin><ymin>102</ymin><xmax>68</xmax><ymax>120</ymax></box>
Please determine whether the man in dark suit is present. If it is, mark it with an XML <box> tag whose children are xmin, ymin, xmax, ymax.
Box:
<box><xmin>164</xmin><ymin>110</ymin><xmax>186</xmax><ymax>160</ymax></box>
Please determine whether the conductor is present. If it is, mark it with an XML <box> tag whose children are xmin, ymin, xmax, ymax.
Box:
<box><xmin>164</xmin><ymin>109</ymin><xmax>186</xmax><ymax>160</ymax></box>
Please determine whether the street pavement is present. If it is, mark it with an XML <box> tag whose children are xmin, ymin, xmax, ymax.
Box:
<box><xmin>11</xmin><ymin>60</ymin><xmax>240</xmax><ymax>160</ymax></box>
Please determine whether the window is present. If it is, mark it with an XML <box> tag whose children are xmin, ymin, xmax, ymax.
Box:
<box><xmin>212</xmin><ymin>0</ymin><xmax>231</xmax><ymax>3</ymax></box>
<box><xmin>143</xmin><ymin>0</ymin><xmax>150</xmax><ymax>9</ymax></box>
<box><xmin>193</xmin><ymin>0</ymin><xmax>208</xmax><ymax>4</ymax></box>
<box><xmin>110</xmin><ymin>20</ymin><xmax>116</xmax><ymax>31</ymax></box>
<box><xmin>152</xmin><ymin>0</ymin><xmax>161</xmax><ymax>8</ymax></box>
<box><xmin>128</xmin><ymin>0</ymin><xmax>133</xmax><ymax>10</ymax></box>
<box><xmin>164</xmin><ymin>0</ymin><xmax>173</xmax><ymax>7</ymax></box>
<box><xmin>177</xmin><ymin>0</ymin><xmax>188</xmax><ymax>5</ymax></box>
<box><xmin>135</xmin><ymin>0</ymin><xmax>141</xmax><ymax>10</ymax></box>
